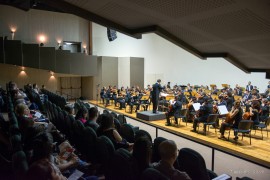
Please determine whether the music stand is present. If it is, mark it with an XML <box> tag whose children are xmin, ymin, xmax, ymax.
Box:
<box><xmin>221</xmin><ymin>84</ymin><xmax>228</xmax><ymax>88</ymax></box>
<box><xmin>210</xmin><ymin>84</ymin><xmax>216</xmax><ymax>90</ymax></box>
<box><xmin>211</xmin><ymin>95</ymin><xmax>218</xmax><ymax>101</ymax></box>
<box><xmin>234</xmin><ymin>95</ymin><xmax>242</xmax><ymax>101</ymax></box>
<box><xmin>140</xmin><ymin>95</ymin><xmax>149</xmax><ymax>101</ymax></box>
<box><xmin>165</xmin><ymin>95</ymin><xmax>175</xmax><ymax>101</ymax></box>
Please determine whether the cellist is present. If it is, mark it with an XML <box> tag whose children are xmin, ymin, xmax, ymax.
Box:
<box><xmin>218</xmin><ymin>101</ymin><xmax>243</xmax><ymax>140</ymax></box>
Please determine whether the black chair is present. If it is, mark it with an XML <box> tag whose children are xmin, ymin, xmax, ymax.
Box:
<box><xmin>83</xmin><ymin>127</ymin><xmax>97</xmax><ymax>162</ymax></box>
<box><xmin>108</xmin><ymin>148</ymin><xmax>138</xmax><ymax>180</ymax></box>
<box><xmin>151</xmin><ymin>137</ymin><xmax>167</xmax><ymax>163</ymax></box>
<box><xmin>135</xmin><ymin>129</ymin><xmax>152</xmax><ymax>143</ymax></box>
<box><xmin>72</xmin><ymin>120</ymin><xmax>85</xmax><ymax>151</ymax></box>
<box><xmin>254</xmin><ymin>117</ymin><xmax>270</xmax><ymax>139</ymax></box>
<box><xmin>95</xmin><ymin>136</ymin><xmax>115</xmax><ymax>174</ymax></box>
<box><xmin>103</xmin><ymin>109</ymin><xmax>110</xmax><ymax>114</ymax></box>
<box><xmin>228</xmin><ymin>120</ymin><xmax>253</xmax><ymax>145</ymax></box>
<box><xmin>117</xmin><ymin>114</ymin><xmax>127</xmax><ymax>124</ymax></box>
<box><xmin>141</xmin><ymin>168</ymin><xmax>169</xmax><ymax>180</ymax></box>
<box><xmin>119</xmin><ymin>124</ymin><xmax>135</xmax><ymax>143</ymax></box>
<box><xmin>198</xmin><ymin>114</ymin><xmax>219</xmax><ymax>135</ymax></box>
<box><xmin>12</xmin><ymin>150</ymin><xmax>28</xmax><ymax>180</ymax></box>
<box><xmin>178</xmin><ymin>108</ymin><xmax>188</xmax><ymax>126</ymax></box>
<box><xmin>114</xmin><ymin>118</ymin><xmax>121</xmax><ymax>132</ymax></box>
<box><xmin>177</xmin><ymin>148</ymin><xmax>217</xmax><ymax>180</ymax></box>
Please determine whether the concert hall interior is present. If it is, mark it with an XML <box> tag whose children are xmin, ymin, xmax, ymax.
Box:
<box><xmin>0</xmin><ymin>1</ymin><xmax>270</xmax><ymax>180</ymax></box>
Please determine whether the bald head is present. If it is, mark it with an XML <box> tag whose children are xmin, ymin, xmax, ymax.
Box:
<box><xmin>159</xmin><ymin>140</ymin><xmax>178</xmax><ymax>161</ymax></box>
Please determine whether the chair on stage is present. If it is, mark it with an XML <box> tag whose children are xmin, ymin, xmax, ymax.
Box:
<box><xmin>254</xmin><ymin>117</ymin><xmax>270</xmax><ymax>140</ymax></box>
<box><xmin>228</xmin><ymin>120</ymin><xmax>253</xmax><ymax>145</ymax></box>
<box><xmin>178</xmin><ymin>109</ymin><xmax>188</xmax><ymax>126</ymax></box>
<box><xmin>198</xmin><ymin>114</ymin><xmax>219</xmax><ymax>135</ymax></box>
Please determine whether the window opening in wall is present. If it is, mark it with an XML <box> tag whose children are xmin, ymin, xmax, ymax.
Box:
<box><xmin>62</xmin><ymin>41</ymin><xmax>81</xmax><ymax>53</ymax></box>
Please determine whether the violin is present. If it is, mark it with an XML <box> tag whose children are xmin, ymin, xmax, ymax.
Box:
<box><xmin>243</xmin><ymin>112</ymin><xmax>251</xmax><ymax>120</ymax></box>
<box><xmin>225</xmin><ymin>113</ymin><xmax>234</xmax><ymax>124</ymax></box>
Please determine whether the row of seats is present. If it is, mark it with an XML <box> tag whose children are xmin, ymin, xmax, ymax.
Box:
<box><xmin>24</xmin><ymin>85</ymin><xmax>44</xmax><ymax>112</ymax></box>
<box><xmin>40</xmin><ymin>89</ymin><xmax>66</xmax><ymax>109</ymax></box>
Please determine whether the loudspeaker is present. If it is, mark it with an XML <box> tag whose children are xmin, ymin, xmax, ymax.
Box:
<box><xmin>266</xmin><ymin>72</ymin><xmax>270</xmax><ymax>79</ymax></box>
<box><xmin>107</xmin><ymin>28</ymin><xmax>117</xmax><ymax>42</ymax></box>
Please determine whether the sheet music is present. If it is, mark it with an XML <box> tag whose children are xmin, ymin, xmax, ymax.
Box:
<box><xmin>34</xmin><ymin>111</ymin><xmax>42</xmax><ymax>118</ymax></box>
<box><xmin>218</xmin><ymin>105</ymin><xmax>228</xmax><ymax>115</ymax></box>
<box><xmin>68</xmin><ymin>169</ymin><xmax>84</xmax><ymax>180</ymax></box>
<box><xmin>192</xmin><ymin>103</ymin><xmax>201</xmax><ymax>111</ymax></box>
<box><xmin>160</xmin><ymin>92</ymin><xmax>168</xmax><ymax>97</ymax></box>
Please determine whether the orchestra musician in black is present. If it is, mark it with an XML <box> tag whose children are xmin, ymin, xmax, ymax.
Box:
<box><xmin>152</xmin><ymin>79</ymin><xmax>163</xmax><ymax>113</ymax></box>
<box><xmin>191</xmin><ymin>97</ymin><xmax>213</xmax><ymax>133</ymax></box>
<box><xmin>165</xmin><ymin>96</ymin><xmax>182</xmax><ymax>126</ymax></box>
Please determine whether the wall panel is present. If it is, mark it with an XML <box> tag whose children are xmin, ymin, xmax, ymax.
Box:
<box><xmin>0</xmin><ymin>37</ymin><xmax>4</xmax><ymax>63</ymax></box>
<box><xmin>39</xmin><ymin>47</ymin><xmax>55</xmax><ymax>71</ymax></box>
<box><xmin>55</xmin><ymin>50</ymin><xmax>71</xmax><ymax>74</ymax></box>
<box><xmin>4</xmin><ymin>40</ymin><xmax>22</xmax><ymax>66</ymax></box>
<box><xmin>22</xmin><ymin>44</ymin><xmax>39</xmax><ymax>68</ymax></box>
<box><xmin>130</xmin><ymin>57</ymin><xmax>144</xmax><ymax>88</ymax></box>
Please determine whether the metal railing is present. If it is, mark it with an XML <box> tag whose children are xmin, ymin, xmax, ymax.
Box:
<box><xmin>90</xmin><ymin>103</ymin><xmax>270</xmax><ymax>172</ymax></box>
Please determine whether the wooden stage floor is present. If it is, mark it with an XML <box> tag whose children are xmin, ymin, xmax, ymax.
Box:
<box><xmin>89</xmin><ymin>100</ymin><xmax>270</xmax><ymax>168</ymax></box>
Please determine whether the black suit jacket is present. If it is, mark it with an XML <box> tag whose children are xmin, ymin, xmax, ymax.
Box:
<box><xmin>246</xmin><ymin>85</ymin><xmax>253</xmax><ymax>92</ymax></box>
<box><xmin>152</xmin><ymin>83</ymin><xmax>163</xmax><ymax>101</ymax></box>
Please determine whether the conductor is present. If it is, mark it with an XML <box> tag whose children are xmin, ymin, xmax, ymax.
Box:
<box><xmin>152</xmin><ymin>79</ymin><xmax>163</xmax><ymax>113</ymax></box>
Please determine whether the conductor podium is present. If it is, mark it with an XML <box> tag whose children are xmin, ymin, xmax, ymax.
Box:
<box><xmin>136</xmin><ymin>111</ymin><xmax>166</xmax><ymax>121</ymax></box>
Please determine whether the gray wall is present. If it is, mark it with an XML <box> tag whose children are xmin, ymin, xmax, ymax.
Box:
<box><xmin>130</xmin><ymin>57</ymin><xmax>144</xmax><ymax>88</ymax></box>
<box><xmin>101</xmin><ymin>56</ymin><xmax>118</xmax><ymax>87</ymax></box>
<box><xmin>0</xmin><ymin>5</ymin><xmax>89</xmax><ymax>49</ymax></box>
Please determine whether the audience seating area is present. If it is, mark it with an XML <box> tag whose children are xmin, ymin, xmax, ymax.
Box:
<box><xmin>0</xmin><ymin>83</ymin><xmax>257</xmax><ymax>180</ymax></box>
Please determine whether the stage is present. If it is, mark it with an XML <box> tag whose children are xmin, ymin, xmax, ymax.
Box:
<box><xmin>89</xmin><ymin>100</ymin><xmax>270</xmax><ymax>169</ymax></box>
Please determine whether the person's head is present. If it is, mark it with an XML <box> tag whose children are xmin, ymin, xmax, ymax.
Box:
<box><xmin>75</xmin><ymin>107</ymin><xmax>88</xmax><ymax>119</ymax></box>
<box><xmin>27</xmin><ymin>159</ymin><xmax>65</xmax><ymax>180</ymax></box>
<box><xmin>248</xmin><ymin>81</ymin><xmax>251</xmax><ymax>85</ymax></box>
<box><xmin>31</xmin><ymin>133</ymin><xmax>53</xmax><ymax>161</ymax></box>
<box><xmin>133</xmin><ymin>137</ymin><xmax>152</xmax><ymax>172</ymax></box>
<box><xmin>234</xmin><ymin>101</ymin><xmax>241</xmax><ymax>108</ymax></box>
<box><xmin>88</xmin><ymin>107</ymin><xmax>98</xmax><ymax>121</ymax></box>
<box><xmin>65</xmin><ymin>105</ymin><xmax>74</xmax><ymax>115</ymax></box>
<box><xmin>100</xmin><ymin>113</ymin><xmax>114</xmax><ymax>130</ymax></box>
<box><xmin>252</xmin><ymin>100</ymin><xmax>260</xmax><ymax>110</ymax></box>
<box><xmin>157</xmin><ymin>79</ymin><xmax>161</xmax><ymax>83</ymax></box>
<box><xmin>159</xmin><ymin>140</ymin><xmax>178</xmax><ymax>165</ymax></box>
<box><xmin>15</xmin><ymin>103</ymin><xmax>30</xmax><ymax>117</ymax></box>
<box><xmin>33</xmin><ymin>83</ymin><xmax>38</xmax><ymax>89</ymax></box>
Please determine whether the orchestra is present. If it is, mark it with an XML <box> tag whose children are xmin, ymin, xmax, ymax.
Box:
<box><xmin>98</xmin><ymin>81</ymin><xmax>270</xmax><ymax>140</ymax></box>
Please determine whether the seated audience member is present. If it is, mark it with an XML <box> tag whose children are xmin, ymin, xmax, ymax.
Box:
<box><xmin>85</xmin><ymin>107</ymin><xmax>99</xmax><ymax>131</ymax></box>
<box><xmin>65</xmin><ymin>105</ymin><xmax>75</xmax><ymax>116</ymax></box>
<box><xmin>31</xmin><ymin>133</ymin><xmax>88</xmax><ymax>175</ymax></box>
<box><xmin>75</xmin><ymin>107</ymin><xmax>88</xmax><ymax>124</ymax></box>
<box><xmin>33</xmin><ymin>83</ymin><xmax>40</xmax><ymax>94</ymax></box>
<box><xmin>27</xmin><ymin>158</ymin><xmax>67</xmax><ymax>180</ymax></box>
<box><xmin>218</xmin><ymin>101</ymin><xmax>242</xmax><ymax>140</ymax></box>
<box><xmin>152</xmin><ymin>140</ymin><xmax>191</xmax><ymax>180</ymax></box>
<box><xmin>97</xmin><ymin>113</ymin><xmax>133</xmax><ymax>150</ymax></box>
<box><xmin>133</xmin><ymin>137</ymin><xmax>153</xmax><ymax>176</ymax></box>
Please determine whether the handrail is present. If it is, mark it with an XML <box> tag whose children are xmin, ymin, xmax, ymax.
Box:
<box><xmin>91</xmin><ymin>103</ymin><xmax>270</xmax><ymax>170</ymax></box>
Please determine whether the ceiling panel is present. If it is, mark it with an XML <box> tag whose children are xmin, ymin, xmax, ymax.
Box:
<box><xmin>126</xmin><ymin>0</ymin><xmax>236</xmax><ymax>19</ymax></box>
<box><xmin>190</xmin><ymin>9</ymin><xmax>270</xmax><ymax>40</ymax></box>
<box><xmin>95</xmin><ymin>2</ymin><xmax>162</xmax><ymax>28</ymax></box>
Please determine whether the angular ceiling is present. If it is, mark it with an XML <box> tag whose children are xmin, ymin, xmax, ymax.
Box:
<box><xmin>3</xmin><ymin>0</ymin><xmax>270</xmax><ymax>73</ymax></box>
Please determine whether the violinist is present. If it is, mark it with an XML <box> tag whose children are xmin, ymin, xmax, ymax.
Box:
<box><xmin>117</xmin><ymin>87</ymin><xmax>126</xmax><ymax>110</ymax></box>
<box><xmin>218</xmin><ymin>101</ymin><xmax>242</xmax><ymax>140</ymax></box>
<box><xmin>260</xmin><ymin>99</ymin><xmax>269</xmax><ymax>122</ymax></box>
<box><xmin>165</xmin><ymin>96</ymin><xmax>182</xmax><ymax>126</ymax></box>
<box><xmin>191</xmin><ymin>97</ymin><xmax>213</xmax><ymax>133</ymax></box>
<box><xmin>249</xmin><ymin>100</ymin><xmax>260</xmax><ymax>126</ymax></box>
<box><xmin>225</xmin><ymin>92</ymin><xmax>234</xmax><ymax>111</ymax></box>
